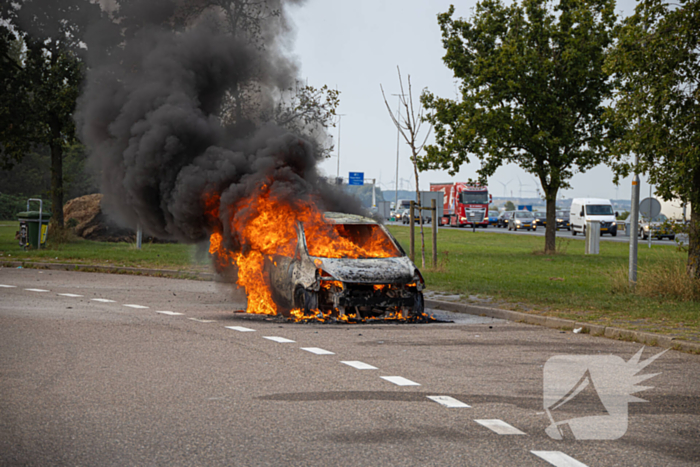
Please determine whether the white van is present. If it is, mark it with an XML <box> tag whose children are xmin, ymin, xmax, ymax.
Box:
<box><xmin>570</xmin><ymin>198</ymin><xmax>618</xmax><ymax>237</ymax></box>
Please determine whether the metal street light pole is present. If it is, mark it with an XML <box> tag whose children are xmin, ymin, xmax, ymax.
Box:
<box><xmin>629</xmin><ymin>153</ymin><xmax>640</xmax><ymax>288</ymax></box>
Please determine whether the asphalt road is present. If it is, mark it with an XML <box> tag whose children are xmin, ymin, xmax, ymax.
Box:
<box><xmin>1</xmin><ymin>268</ymin><xmax>698</xmax><ymax>466</ymax></box>
<box><xmin>388</xmin><ymin>221</ymin><xmax>680</xmax><ymax>246</ymax></box>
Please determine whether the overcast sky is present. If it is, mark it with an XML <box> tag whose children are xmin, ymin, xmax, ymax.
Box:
<box><xmin>285</xmin><ymin>0</ymin><xmax>651</xmax><ymax>201</ymax></box>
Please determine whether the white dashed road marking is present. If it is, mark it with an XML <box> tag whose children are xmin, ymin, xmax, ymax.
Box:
<box><xmin>225</xmin><ymin>326</ymin><xmax>255</xmax><ymax>332</ymax></box>
<box><xmin>381</xmin><ymin>376</ymin><xmax>421</xmax><ymax>386</ymax></box>
<box><xmin>0</xmin><ymin>284</ymin><xmax>17</xmax><ymax>288</ymax></box>
<box><xmin>124</xmin><ymin>304</ymin><xmax>149</xmax><ymax>309</ymax></box>
<box><xmin>531</xmin><ymin>451</ymin><xmax>589</xmax><ymax>467</ymax></box>
<box><xmin>58</xmin><ymin>293</ymin><xmax>83</xmax><ymax>297</ymax></box>
<box><xmin>301</xmin><ymin>347</ymin><xmax>335</xmax><ymax>355</ymax></box>
<box><xmin>341</xmin><ymin>361</ymin><xmax>378</xmax><ymax>370</ymax></box>
<box><xmin>474</xmin><ymin>419</ymin><xmax>526</xmax><ymax>435</ymax></box>
<box><xmin>157</xmin><ymin>311</ymin><xmax>183</xmax><ymax>316</ymax></box>
<box><xmin>427</xmin><ymin>395</ymin><xmax>470</xmax><ymax>408</ymax></box>
<box><xmin>91</xmin><ymin>298</ymin><xmax>115</xmax><ymax>303</ymax></box>
<box><xmin>25</xmin><ymin>288</ymin><xmax>49</xmax><ymax>292</ymax></box>
<box><xmin>263</xmin><ymin>336</ymin><xmax>296</xmax><ymax>343</ymax></box>
<box><xmin>188</xmin><ymin>318</ymin><xmax>215</xmax><ymax>323</ymax></box>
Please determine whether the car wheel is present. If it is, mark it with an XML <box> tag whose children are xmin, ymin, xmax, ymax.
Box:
<box><xmin>572</xmin><ymin>229</ymin><xmax>576</xmax><ymax>236</ymax></box>
<box><xmin>612</xmin><ymin>231</ymin><xmax>617</xmax><ymax>237</ymax></box>
<box><xmin>533</xmin><ymin>227</ymin><xmax>536</xmax><ymax>231</ymax></box>
<box><xmin>411</xmin><ymin>291</ymin><xmax>425</xmax><ymax>317</ymax></box>
<box><xmin>670</xmin><ymin>235</ymin><xmax>676</xmax><ymax>241</ymax></box>
<box><xmin>294</xmin><ymin>287</ymin><xmax>318</xmax><ymax>315</ymax></box>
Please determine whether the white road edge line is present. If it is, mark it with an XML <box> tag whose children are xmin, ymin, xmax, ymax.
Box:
<box><xmin>531</xmin><ymin>451</ymin><xmax>589</xmax><ymax>467</ymax></box>
<box><xmin>25</xmin><ymin>288</ymin><xmax>49</xmax><ymax>292</ymax></box>
<box><xmin>124</xmin><ymin>304</ymin><xmax>149</xmax><ymax>309</ymax></box>
<box><xmin>474</xmin><ymin>419</ymin><xmax>526</xmax><ymax>435</ymax></box>
<box><xmin>91</xmin><ymin>298</ymin><xmax>116</xmax><ymax>303</ymax></box>
<box><xmin>225</xmin><ymin>326</ymin><xmax>255</xmax><ymax>332</ymax></box>
<box><xmin>0</xmin><ymin>285</ymin><xmax>17</xmax><ymax>288</ymax></box>
<box><xmin>427</xmin><ymin>395</ymin><xmax>470</xmax><ymax>408</ymax></box>
<box><xmin>58</xmin><ymin>293</ymin><xmax>83</xmax><ymax>297</ymax></box>
<box><xmin>301</xmin><ymin>347</ymin><xmax>335</xmax><ymax>355</ymax></box>
<box><xmin>156</xmin><ymin>311</ymin><xmax>184</xmax><ymax>316</ymax></box>
<box><xmin>263</xmin><ymin>336</ymin><xmax>296</xmax><ymax>343</ymax></box>
<box><xmin>341</xmin><ymin>361</ymin><xmax>377</xmax><ymax>370</ymax></box>
<box><xmin>188</xmin><ymin>318</ymin><xmax>215</xmax><ymax>323</ymax></box>
<box><xmin>381</xmin><ymin>376</ymin><xmax>421</xmax><ymax>386</ymax></box>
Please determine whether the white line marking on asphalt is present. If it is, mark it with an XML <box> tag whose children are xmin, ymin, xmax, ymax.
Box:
<box><xmin>427</xmin><ymin>395</ymin><xmax>470</xmax><ymax>408</ymax></box>
<box><xmin>124</xmin><ymin>304</ymin><xmax>149</xmax><ymax>309</ymax></box>
<box><xmin>531</xmin><ymin>451</ymin><xmax>589</xmax><ymax>467</ymax></box>
<box><xmin>188</xmin><ymin>318</ymin><xmax>215</xmax><ymax>323</ymax></box>
<box><xmin>341</xmin><ymin>361</ymin><xmax>377</xmax><ymax>370</ymax></box>
<box><xmin>474</xmin><ymin>419</ymin><xmax>526</xmax><ymax>435</ymax></box>
<box><xmin>25</xmin><ymin>288</ymin><xmax>49</xmax><ymax>292</ymax></box>
<box><xmin>263</xmin><ymin>336</ymin><xmax>296</xmax><ymax>343</ymax></box>
<box><xmin>91</xmin><ymin>298</ymin><xmax>115</xmax><ymax>303</ymax></box>
<box><xmin>0</xmin><ymin>284</ymin><xmax>17</xmax><ymax>288</ymax></box>
<box><xmin>301</xmin><ymin>347</ymin><xmax>335</xmax><ymax>355</ymax></box>
<box><xmin>381</xmin><ymin>376</ymin><xmax>421</xmax><ymax>386</ymax></box>
<box><xmin>225</xmin><ymin>326</ymin><xmax>255</xmax><ymax>332</ymax></box>
<box><xmin>157</xmin><ymin>311</ymin><xmax>183</xmax><ymax>316</ymax></box>
<box><xmin>58</xmin><ymin>293</ymin><xmax>83</xmax><ymax>297</ymax></box>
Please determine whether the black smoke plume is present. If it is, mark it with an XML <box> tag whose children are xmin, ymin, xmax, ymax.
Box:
<box><xmin>76</xmin><ymin>0</ymin><xmax>361</xmax><ymax>250</ymax></box>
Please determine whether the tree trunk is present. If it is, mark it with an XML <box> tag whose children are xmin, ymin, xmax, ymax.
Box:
<box><xmin>50</xmin><ymin>119</ymin><xmax>64</xmax><ymax>228</ymax></box>
<box><xmin>688</xmin><ymin>203</ymin><xmax>699</xmax><ymax>279</ymax></box>
<box><xmin>412</xmin><ymin>154</ymin><xmax>425</xmax><ymax>268</ymax></box>
<box><xmin>544</xmin><ymin>186</ymin><xmax>558</xmax><ymax>254</ymax></box>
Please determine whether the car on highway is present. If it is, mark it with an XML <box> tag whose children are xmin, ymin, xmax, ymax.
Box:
<box><xmin>509</xmin><ymin>211</ymin><xmax>537</xmax><ymax>231</ymax></box>
<box><xmin>488</xmin><ymin>210</ymin><xmax>499</xmax><ymax>226</ymax></box>
<box><xmin>639</xmin><ymin>214</ymin><xmax>676</xmax><ymax>240</ymax></box>
<box><xmin>497</xmin><ymin>211</ymin><xmax>514</xmax><ymax>228</ymax></box>
<box><xmin>267</xmin><ymin>212</ymin><xmax>425</xmax><ymax>320</ymax></box>
<box><xmin>534</xmin><ymin>212</ymin><xmax>547</xmax><ymax>227</ymax></box>
<box><xmin>556</xmin><ymin>210</ymin><xmax>571</xmax><ymax>230</ymax></box>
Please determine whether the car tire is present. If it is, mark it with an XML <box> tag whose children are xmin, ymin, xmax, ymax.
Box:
<box><xmin>412</xmin><ymin>291</ymin><xmax>425</xmax><ymax>317</ymax></box>
<box><xmin>670</xmin><ymin>235</ymin><xmax>676</xmax><ymax>241</ymax></box>
<box><xmin>612</xmin><ymin>231</ymin><xmax>617</xmax><ymax>237</ymax></box>
<box><xmin>294</xmin><ymin>287</ymin><xmax>318</xmax><ymax>315</ymax></box>
<box><xmin>572</xmin><ymin>230</ymin><xmax>577</xmax><ymax>236</ymax></box>
<box><xmin>533</xmin><ymin>227</ymin><xmax>536</xmax><ymax>231</ymax></box>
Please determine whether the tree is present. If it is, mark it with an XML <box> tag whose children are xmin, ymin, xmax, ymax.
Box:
<box><xmin>381</xmin><ymin>67</ymin><xmax>432</xmax><ymax>268</ymax></box>
<box><xmin>504</xmin><ymin>201</ymin><xmax>516</xmax><ymax>212</ymax></box>
<box><xmin>604</xmin><ymin>0</ymin><xmax>700</xmax><ymax>278</ymax></box>
<box><xmin>0</xmin><ymin>0</ymin><xmax>102</xmax><ymax>227</ymax></box>
<box><xmin>421</xmin><ymin>0</ymin><xmax>617</xmax><ymax>253</ymax></box>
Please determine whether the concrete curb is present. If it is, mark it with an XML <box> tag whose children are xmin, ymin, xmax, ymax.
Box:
<box><xmin>426</xmin><ymin>299</ymin><xmax>700</xmax><ymax>355</ymax></box>
<box><xmin>0</xmin><ymin>260</ymin><xmax>216</xmax><ymax>281</ymax></box>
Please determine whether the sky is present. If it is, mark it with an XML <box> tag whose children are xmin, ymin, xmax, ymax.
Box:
<box><xmin>285</xmin><ymin>0</ymin><xmax>652</xmax><ymax>201</ymax></box>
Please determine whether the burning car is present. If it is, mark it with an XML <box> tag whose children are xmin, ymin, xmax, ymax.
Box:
<box><xmin>266</xmin><ymin>212</ymin><xmax>425</xmax><ymax>321</ymax></box>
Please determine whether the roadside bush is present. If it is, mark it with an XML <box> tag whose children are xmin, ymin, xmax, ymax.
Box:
<box><xmin>0</xmin><ymin>194</ymin><xmax>52</xmax><ymax>220</ymax></box>
<box><xmin>609</xmin><ymin>259</ymin><xmax>700</xmax><ymax>302</ymax></box>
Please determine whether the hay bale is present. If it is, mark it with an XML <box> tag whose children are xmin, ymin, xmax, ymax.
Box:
<box><xmin>63</xmin><ymin>194</ymin><xmax>135</xmax><ymax>242</ymax></box>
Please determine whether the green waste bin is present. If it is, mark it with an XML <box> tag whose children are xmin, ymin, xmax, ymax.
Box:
<box><xmin>17</xmin><ymin>211</ymin><xmax>52</xmax><ymax>249</ymax></box>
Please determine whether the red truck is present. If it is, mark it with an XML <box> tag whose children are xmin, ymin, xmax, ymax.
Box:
<box><xmin>430</xmin><ymin>182</ymin><xmax>491</xmax><ymax>228</ymax></box>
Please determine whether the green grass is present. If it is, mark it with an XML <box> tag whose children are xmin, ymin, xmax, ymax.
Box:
<box><xmin>387</xmin><ymin>225</ymin><xmax>700</xmax><ymax>341</ymax></box>
<box><xmin>1</xmin><ymin>220</ymin><xmax>697</xmax><ymax>341</ymax></box>
<box><xmin>0</xmin><ymin>222</ymin><xmax>209</xmax><ymax>272</ymax></box>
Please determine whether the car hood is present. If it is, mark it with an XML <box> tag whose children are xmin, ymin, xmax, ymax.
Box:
<box><xmin>312</xmin><ymin>256</ymin><xmax>416</xmax><ymax>284</ymax></box>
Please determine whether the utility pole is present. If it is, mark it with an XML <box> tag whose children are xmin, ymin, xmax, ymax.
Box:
<box><xmin>629</xmin><ymin>154</ymin><xmax>640</xmax><ymax>288</ymax></box>
<box><xmin>335</xmin><ymin>114</ymin><xmax>346</xmax><ymax>179</ymax></box>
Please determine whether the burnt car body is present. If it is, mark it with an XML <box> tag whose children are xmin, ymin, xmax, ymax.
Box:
<box><xmin>266</xmin><ymin>212</ymin><xmax>425</xmax><ymax>319</ymax></box>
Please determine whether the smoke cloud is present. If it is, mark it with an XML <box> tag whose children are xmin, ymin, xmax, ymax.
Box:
<box><xmin>76</xmin><ymin>0</ymin><xmax>361</xmax><ymax>249</ymax></box>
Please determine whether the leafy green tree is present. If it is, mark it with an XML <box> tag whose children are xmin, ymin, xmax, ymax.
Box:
<box><xmin>0</xmin><ymin>0</ymin><xmax>102</xmax><ymax>227</ymax></box>
<box><xmin>604</xmin><ymin>0</ymin><xmax>700</xmax><ymax>278</ymax></box>
<box><xmin>421</xmin><ymin>0</ymin><xmax>617</xmax><ymax>253</ymax></box>
<box><xmin>504</xmin><ymin>201</ymin><xmax>516</xmax><ymax>212</ymax></box>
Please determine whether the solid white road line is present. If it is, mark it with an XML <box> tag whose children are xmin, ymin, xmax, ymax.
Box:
<box><xmin>0</xmin><ymin>284</ymin><xmax>17</xmax><ymax>288</ymax></box>
<box><xmin>263</xmin><ymin>336</ymin><xmax>296</xmax><ymax>343</ymax></box>
<box><xmin>91</xmin><ymin>298</ymin><xmax>115</xmax><ymax>303</ymax></box>
<box><xmin>531</xmin><ymin>451</ymin><xmax>589</xmax><ymax>467</ymax></box>
<box><xmin>188</xmin><ymin>318</ymin><xmax>215</xmax><ymax>323</ymax></box>
<box><xmin>474</xmin><ymin>419</ymin><xmax>526</xmax><ymax>435</ymax></box>
<box><xmin>427</xmin><ymin>395</ymin><xmax>470</xmax><ymax>408</ymax></box>
<box><xmin>123</xmin><ymin>304</ymin><xmax>149</xmax><ymax>309</ymax></box>
<box><xmin>156</xmin><ymin>311</ymin><xmax>184</xmax><ymax>316</ymax></box>
<box><xmin>341</xmin><ymin>361</ymin><xmax>378</xmax><ymax>370</ymax></box>
<box><xmin>25</xmin><ymin>288</ymin><xmax>49</xmax><ymax>292</ymax></box>
<box><xmin>225</xmin><ymin>326</ymin><xmax>255</xmax><ymax>332</ymax></box>
<box><xmin>58</xmin><ymin>293</ymin><xmax>83</xmax><ymax>297</ymax></box>
<box><xmin>381</xmin><ymin>376</ymin><xmax>421</xmax><ymax>386</ymax></box>
<box><xmin>301</xmin><ymin>347</ymin><xmax>335</xmax><ymax>355</ymax></box>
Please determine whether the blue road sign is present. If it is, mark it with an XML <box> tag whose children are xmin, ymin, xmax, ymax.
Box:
<box><xmin>348</xmin><ymin>172</ymin><xmax>364</xmax><ymax>186</ymax></box>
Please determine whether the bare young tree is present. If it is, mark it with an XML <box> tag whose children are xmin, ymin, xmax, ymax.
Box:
<box><xmin>381</xmin><ymin>67</ymin><xmax>432</xmax><ymax>268</ymax></box>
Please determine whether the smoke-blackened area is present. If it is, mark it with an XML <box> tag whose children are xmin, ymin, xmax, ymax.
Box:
<box><xmin>76</xmin><ymin>0</ymin><xmax>360</xmax><ymax>248</ymax></box>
